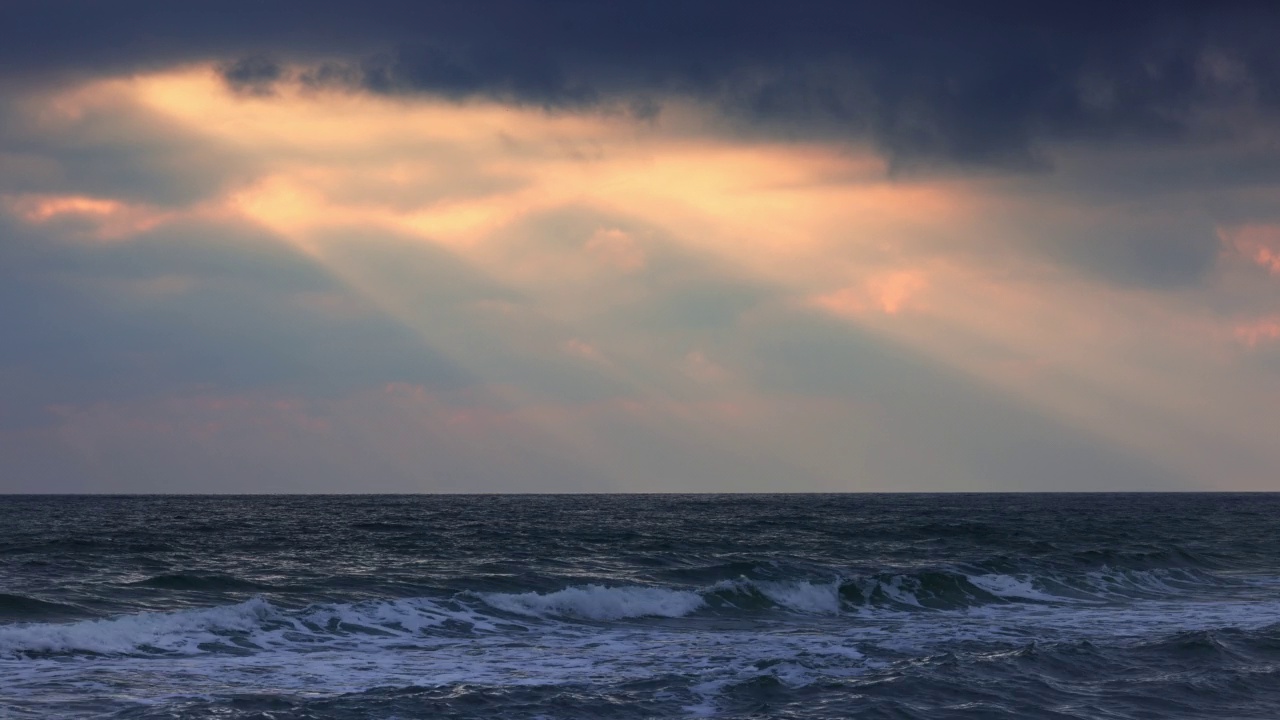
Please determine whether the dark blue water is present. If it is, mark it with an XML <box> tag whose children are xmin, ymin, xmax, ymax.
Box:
<box><xmin>3</xmin><ymin>494</ymin><xmax>1280</xmax><ymax>718</ymax></box>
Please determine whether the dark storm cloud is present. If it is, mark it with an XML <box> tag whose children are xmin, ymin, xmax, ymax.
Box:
<box><xmin>2</xmin><ymin>1</ymin><xmax>1278</xmax><ymax>168</ymax></box>
<box><xmin>220</xmin><ymin>55</ymin><xmax>285</xmax><ymax>97</ymax></box>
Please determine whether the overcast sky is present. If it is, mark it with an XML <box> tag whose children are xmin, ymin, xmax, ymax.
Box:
<box><xmin>1</xmin><ymin>1</ymin><xmax>1278</xmax><ymax>492</ymax></box>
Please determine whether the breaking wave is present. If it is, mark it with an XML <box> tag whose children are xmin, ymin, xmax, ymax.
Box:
<box><xmin>0</xmin><ymin>563</ymin><xmax>1256</xmax><ymax>659</ymax></box>
<box><xmin>478</xmin><ymin>584</ymin><xmax>705</xmax><ymax>620</ymax></box>
<box><xmin>0</xmin><ymin>597</ymin><xmax>281</xmax><ymax>657</ymax></box>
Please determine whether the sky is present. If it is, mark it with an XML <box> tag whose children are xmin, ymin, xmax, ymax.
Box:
<box><xmin>1</xmin><ymin>1</ymin><xmax>1278</xmax><ymax>492</ymax></box>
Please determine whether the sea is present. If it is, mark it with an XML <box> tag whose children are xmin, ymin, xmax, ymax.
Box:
<box><xmin>2</xmin><ymin>494</ymin><xmax>1280</xmax><ymax>719</ymax></box>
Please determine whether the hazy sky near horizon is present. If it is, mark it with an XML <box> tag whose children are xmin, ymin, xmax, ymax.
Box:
<box><xmin>1</xmin><ymin>1</ymin><xmax>1278</xmax><ymax>492</ymax></box>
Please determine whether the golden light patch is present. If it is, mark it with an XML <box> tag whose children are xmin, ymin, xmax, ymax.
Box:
<box><xmin>4</xmin><ymin>193</ymin><xmax>176</xmax><ymax>241</ymax></box>
<box><xmin>60</xmin><ymin>65</ymin><xmax>985</xmax><ymax>299</ymax></box>
<box><xmin>13</xmin><ymin>194</ymin><xmax>121</xmax><ymax>220</ymax></box>
<box><xmin>228</xmin><ymin>176</ymin><xmax>337</xmax><ymax>238</ymax></box>
<box><xmin>811</xmin><ymin>269</ymin><xmax>930</xmax><ymax>317</ymax></box>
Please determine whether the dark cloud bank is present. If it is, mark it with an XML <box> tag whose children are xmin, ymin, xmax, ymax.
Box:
<box><xmin>3</xmin><ymin>1</ymin><xmax>1278</xmax><ymax>168</ymax></box>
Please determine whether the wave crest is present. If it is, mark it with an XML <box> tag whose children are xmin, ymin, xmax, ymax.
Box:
<box><xmin>479</xmin><ymin>585</ymin><xmax>705</xmax><ymax>620</ymax></box>
<box><xmin>0</xmin><ymin>597</ymin><xmax>279</xmax><ymax>657</ymax></box>
<box><xmin>0</xmin><ymin>565</ymin><xmax>1255</xmax><ymax>659</ymax></box>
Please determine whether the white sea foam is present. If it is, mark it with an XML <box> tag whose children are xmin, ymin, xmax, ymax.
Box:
<box><xmin>1079</xmin><ymin>567</ymin><xmax>1200</xmax><ymax>597</ymax></box>
<box><xmin>0</xmin><ymin>567</ymin><xmax>1239</xmax><ymax>664</ymax></box>
<box><xmin>299</xmin><ymin>596</ymin><xmax>504</xmax><ymax>635</ymax></box>
<box><xmin>479</xmin><ymin>584</ymin><xmax>705</xmax><ymax>620</ymax></box>
<box><xmin>0</xmin><ymin>595</ymin><xmax>513</xmax><ymax>659</ymax></box>
<box><xmin>0</xmin><ymin>570</ymin><xmax>1246</xmax><ymax>663</ymax></box>
<box><xmin>968</xmin><ymin>574</ymin><xmax>1068</xmax><ymax>602</ymax></box>
<box><xmin>6</xmin><ymin>588</ymin><xmax>1280</xmax><ymax>717</ymax></box>
<box><xmin>881</xmin><ymin>575</ymin><xmax>927</xmax><ymax>606</ymax></box>
<box><xmin>754</xmin><ymin>580</ymin><xmax>843</xmax><ymax>614</ymax></box>
<box><xmin>706</xmin><ymin>578</ymin><xmax>844</xmax><ymax>613</ymax></box>
<box><xmin>0</xmin><ymin>597</ymin><xmax>279</xmax><ymax>657</ymax></box>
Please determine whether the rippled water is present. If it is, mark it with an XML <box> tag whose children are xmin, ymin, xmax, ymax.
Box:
<box><xmin>3</xmin><ymin>494</ymin><xmax>1280</xmax><ymax>718</ymax></box>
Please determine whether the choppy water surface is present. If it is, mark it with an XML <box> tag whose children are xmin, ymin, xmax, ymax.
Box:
<box><xmin>3</xmin><ymin>494</ymin><xmax>1280</xmax><ymax>718</ymax></box>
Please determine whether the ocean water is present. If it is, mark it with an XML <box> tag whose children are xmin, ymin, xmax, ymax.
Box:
<box><xmin>2</xmin><ymin>494</ymin><xmax>1280</xmax><ymax>719</ymax></box>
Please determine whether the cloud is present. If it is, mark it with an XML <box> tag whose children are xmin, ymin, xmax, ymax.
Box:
<box><xmin>584</xmin><ymin>227</ymin><xmax>646</xmax><ymax>274</ymax></box>
<box><xmin>719</xmin><ymin>304</ymin><xmax>1185</xmax><ymax>491</ymax></box>
<box><xmin>1235</xmin><ymin>318</ymin><xmax>1280</xmax><ymax>347</ymax></box>
<box><xmin>1035</xmin><ymin>211</ymin><xmax>1221</xmax><ymax>288</ymax></box>
<box><xmin>10</xmin><ymin>64</ymin><xmax>1271</xmax><ymax>295</ymax></box>
<box><xmin>813</xmin><ymin>270</ymin><xmax>930</xmax><ymax>317</ymax></box>
<box><xmin>680</xmin><ymin>350</ymin><xmax>729</xmax><ymax>385</ymax></box>
<box><xmin>1</xmin><ymin>52</ymin><xmax>1279</xmax><ymax>491</ymax></box>
<box><xmin>0</xmin><ymin>86</ymin><xmax>257</xmax><ymax>206</ymax></box>
<box><xmin>0</xmin><ymin>213</ymin><xmax>472</xmax><ymax>422</ymax></box>
<box><xmin>1223</xmin><ymin>224</ymin><xmax>1280</xmax><ymax>275</ymax></box>
<box><xmin>1</xmin><ymin>2</ymin><xmax>1278</xmax><ymax>170</ymax></box>
<box><xmin>220</xmin><ymin>54</ymin><xmax>285</xmax><ymax>96</ymax></box>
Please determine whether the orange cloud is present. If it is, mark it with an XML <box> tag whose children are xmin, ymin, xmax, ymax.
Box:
<box><xmin>868</xmin><ymin>270</ymin><xmax>929</xmax><ymax>314</ymax></box>
<box><xmin>1234</xmin><ymin>318</ymin><xmax>1280</xmax><ymax>347</ymax></box>
<box><xmin>585</xmin><ymin>228</ymin><xmax>646</xmax><ymax>273</ymax></box>
<box><xmin>3</xmin><ymin>193</ymin><xmax>176</xmax><ymax>241</ymax></box>
<box><xmin>1221</xmin><ymin>224</ymin><xmax>1280</xmax><ymax>275</ymax></box>
<box><xmin>811</xmin><ymin>269</ymin><xmax>930</xmax><ymax>317</ymax></box>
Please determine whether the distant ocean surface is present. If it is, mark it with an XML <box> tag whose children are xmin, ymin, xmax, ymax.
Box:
<box><xmin>3</xmin><ymin>494</ymin><xmax>1280</xmax><ymax>719</ymax></box>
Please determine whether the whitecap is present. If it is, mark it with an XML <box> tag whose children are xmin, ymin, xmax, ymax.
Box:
<box><xmin>479</xmin><ymin>584</ymin><xmax>705</xmax><ymax>621</ymax></box>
